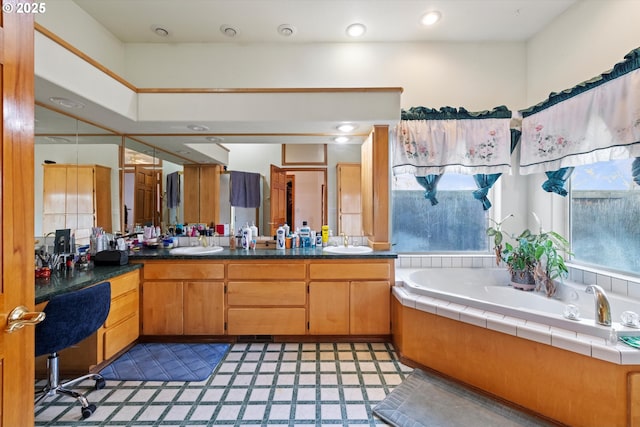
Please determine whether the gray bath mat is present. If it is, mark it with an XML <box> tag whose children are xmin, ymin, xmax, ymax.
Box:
<box><xmin>373</xmin><ymin>369</ymin><xmax>555</xmax><ymax>427</ymax></box>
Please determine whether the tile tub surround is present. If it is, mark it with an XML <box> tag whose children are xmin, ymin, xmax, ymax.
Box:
<box><xmin>392</xmin><ymin>261</ymin><xmax>640</xmax><ymax>427</ymax></box>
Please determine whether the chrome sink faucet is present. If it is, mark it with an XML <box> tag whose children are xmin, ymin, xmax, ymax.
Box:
<box><xmin>341</xmin><ymin>233</ymin><xmax>349</xmax><ymax>247</ymax></box>
<box><xmin>585</xmin><ymin>285</ymin><xmax>612</xmax><ymax>326</ymax></box>
<box><xmin>198</xmin><ymin>234</ymin><xmax>208</xmax><ymax>247</ymax></box>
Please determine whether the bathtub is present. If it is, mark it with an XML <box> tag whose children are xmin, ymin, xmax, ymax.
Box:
<box><xmin>397</xmin><ymin>267</ymin><xmax>640</xmax><ymax>339</ymax></box>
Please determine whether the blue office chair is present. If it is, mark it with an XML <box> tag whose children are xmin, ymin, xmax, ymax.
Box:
<box><xmin>35</xmin><ymin>281</ymin><xmax>111</xmax><ymax>419</ymax></box>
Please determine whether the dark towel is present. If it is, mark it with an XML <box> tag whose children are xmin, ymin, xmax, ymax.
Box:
<box><xmin>230</xmin><ymin>171</ymin><xmax>261</xmax><ymax>208</ymax></box>
<box><xmin>166</xmin><ymin>172</ymin><xmax>181</xmax><ymax>208</ymax></box>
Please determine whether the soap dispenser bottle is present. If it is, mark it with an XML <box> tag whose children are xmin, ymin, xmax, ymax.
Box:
<box><xmin>241</xmin><ymin>223</ymin><xmax>252</xmax><ymax>250</ymax></box>
<box><xmin>276</xmin><ymin>225</ymin><xmax>285</xmax><ymax>250</ymax></box>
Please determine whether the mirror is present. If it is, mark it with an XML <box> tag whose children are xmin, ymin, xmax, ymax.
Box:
<box><xmin>35</xmin><ymin>105</ymin><xmax>121</xmax><ymax>244</ymax></box>
<box><xmin>123</xmin><ymin>137</ymin><xmax>190</xmax><ymax>233</ymax></box>
<box><xmin>35</xmin><ymin>104</ymin><xmax>363</xmax><ymax>242</ymax></box>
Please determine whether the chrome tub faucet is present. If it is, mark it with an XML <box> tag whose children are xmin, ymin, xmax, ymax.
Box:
<box><xmin>585</xmin><ymin>285</ymin><xmax>612</xmax><ymax>327</ymax></box>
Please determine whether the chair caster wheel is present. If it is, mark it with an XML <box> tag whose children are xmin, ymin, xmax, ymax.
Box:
<box><xmin>81</xmin><ymin>403</ymin><xmax>96</xmax><ymax>419</ymax></box>
<box><xmin>95</xmin><ymin>378</ymin><xmax>106</xmax><ymax>390</ymax></box>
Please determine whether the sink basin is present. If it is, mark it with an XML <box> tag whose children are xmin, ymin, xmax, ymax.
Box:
<box><xmin>169</xmin><ymin>246</ymin><xmax>224</xmax><ymax>255</ymax></box>
<box><xmin>323</xmin><ymin>245</ymin><xmax>373</xmax><ymax>254</ymax></box>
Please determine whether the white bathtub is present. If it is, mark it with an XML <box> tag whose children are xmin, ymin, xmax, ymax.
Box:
<box><xmin>397</xmin><ymin>268</ymin><xmax>640</xmax><ymax>339</ymax></box>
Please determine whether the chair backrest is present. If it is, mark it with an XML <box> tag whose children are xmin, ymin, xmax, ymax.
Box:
<box><xmin>35</xmin><ymin>281</ymin><xmax>111</xmax><ymax>357</ymax></box>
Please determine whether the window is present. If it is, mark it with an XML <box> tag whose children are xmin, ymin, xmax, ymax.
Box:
<box><xmin>392</xmin><ymin>174</ymin><xmax>489</xmax><ymax>252</ymax></box>
<box><xmin>570</xmin><ymin>159</ymin><xmax>640</xmax><ymax>275</ymax></box>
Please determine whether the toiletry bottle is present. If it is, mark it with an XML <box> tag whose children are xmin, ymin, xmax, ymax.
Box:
<box><xmin>321</xmin><ymin>225</ymin><xmax>329</xmax><ymax>247</ymax></box>
<box><xmin>283</xmin><ymin>223</ymin><xmax>290</xmax><ymax>237</ymax></box>
<box><xmin>276</xmin><ymin>225</ymin><xmax>285</xmax><ymax>250</ymax></box>
<box><xmin>241</xmin><ymin>223</ymin><xmax>252</xmax><ymax>250</ymax></box>
<box><xmin>250</xmin><ymin>222</ymin><xmax>258</xmax><ymax>249</ymax></box>
<box><xmin>300</xmin><ymin>221</ymin><xmax>311</xmax><ymax>248</ymax></box>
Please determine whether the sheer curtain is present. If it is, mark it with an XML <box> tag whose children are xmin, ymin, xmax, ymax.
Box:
<box><xmin>392</xmin><ymin>106</ymin><xmax>513</xmax><ymax>210</ymax></box>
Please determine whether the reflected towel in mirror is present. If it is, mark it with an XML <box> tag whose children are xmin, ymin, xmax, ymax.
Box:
<box><xmin>230</xmin><ymin>171</ymin><xmax>261</xmax><ymax>208</ymax></box>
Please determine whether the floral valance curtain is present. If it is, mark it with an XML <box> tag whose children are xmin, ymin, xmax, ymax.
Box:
<box><xmin>392</xmin><ymin>106</ymin><xmax>513</xmax><ymax>176</ymax></box>
<box><xmin>519</xmin><ymin>47</ymin><xmax>640</xmax><ymax>176</ymax></box>
<box><xmin>392</xmin><ymin>106</ymin><xmax>513</xmax><ymax>209</ymax></box>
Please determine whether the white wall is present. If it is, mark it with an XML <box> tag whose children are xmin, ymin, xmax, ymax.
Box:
<box><xmin>35</xmin><ymin>0</ymin><xmax>126</xmax><ymax>75</ymax></box>
<box><xmin>525</xmin><ymin>0</ymin><xmax>640</xmax><ymax>238</ymax></box>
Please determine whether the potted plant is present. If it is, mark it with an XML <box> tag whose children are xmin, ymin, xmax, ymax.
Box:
<box><xmin>486</xmin><ymin>214</ymin><xmax>571</xmax><ymax>296</ymax></box>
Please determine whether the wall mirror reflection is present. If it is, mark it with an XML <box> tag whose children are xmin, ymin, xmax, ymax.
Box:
<box><xmin>35</xmin><ymin>105</ymin><xmax>365</xmax><ymax>244</ymax></box>
<box><xmin>35</xmin><ymin>104</ymin><xmax>120</xmax><ymax>245</ymax></box>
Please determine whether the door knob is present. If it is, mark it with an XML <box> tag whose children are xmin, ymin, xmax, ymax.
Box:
<box><xmin>5</xmin><ymin>306</ymin><xmax>45</xmax><ymax>333</ymax></box>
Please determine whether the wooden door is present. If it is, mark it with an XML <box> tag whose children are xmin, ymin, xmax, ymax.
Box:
<box><xmin>134</xmin><ymin>166</ymin><xmax>155</xmax><ymax>226</ymax></box>
<box><xmin>1</xmin><ymin>4</ymin><xmax>37</xmax><ymax>425</ymax></box>
<box><xmin>269</xmin><ymin>164</ymin><xmax>286</xmax><ymax>235</ymax></box>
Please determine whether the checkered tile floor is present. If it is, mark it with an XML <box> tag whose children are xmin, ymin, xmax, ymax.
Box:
<box><xmin>35</xmin><ymin>342</ymin><xmax>412</xmax><ymax>426</ymax></box>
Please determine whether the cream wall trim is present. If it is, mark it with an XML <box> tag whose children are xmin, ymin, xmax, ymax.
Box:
<box><xmin>136</xmin><ymin>91</ymin><xmax>401</xmax><ymax>123</ymax></box>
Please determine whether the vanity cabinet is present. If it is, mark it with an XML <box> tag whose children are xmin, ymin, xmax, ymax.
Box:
<box><xmin>139</xmin><ymin>261</ymin><xmax>225</xmax><ymax>335</ymax></box>
<box><xmin>227</xmin><ymin>261</ymin><xmax>307</xmax><ymax>335</ymax></box>
<box><xmin>135</xmin><ymin>257</ymin><xmax>393</xmax><ymax>338</ymax></box>
<box><xmin>42</xmin><ymin>164</ymin><xmax>112</xmax><ymax>241</ymax></box>
<box><xmin>35</xmin><ymin>269</ymin><xmax>140</xmax><ymax>375</ymax></box>
<box><xmin>308</xmin><ymin>261</ymin><xmax>391</xmax><ymax>335</ymax></box>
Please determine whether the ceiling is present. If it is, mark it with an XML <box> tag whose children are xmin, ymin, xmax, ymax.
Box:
<box><xmin>35</xmin><ymin>0</ymin><xmax>578</xmax><ymax>165</ymax></box>
<box><xmin>72</xmin><ymin>0</ymin><xmax>577</xmax><ymax>43</ymax></box>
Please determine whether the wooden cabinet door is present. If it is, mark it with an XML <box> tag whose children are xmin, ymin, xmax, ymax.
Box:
<box><xmin>141</xmin><ymin>281</ymin><xmax>183</xmax><ymax>335</ymax></box>
<box><xmin>337</xmin><ymin>163</ymin><xmax>362</xmax><ymax>236</ymax></box>
<box><xmin>184</xmin><ymin>281</ymin><xmax>224</xmax><ymax>335</ymax></box>
<box><xmin>43</xmin><ymin>166</ymin><xmax>67</xmax><ymax>213</ymax></box>
<box><xmin>350</xmin><ymin>281</ymin><xmax>390</xmax><ymax>334</ymax></box>
<box><xmin>308</xmin><ymin>281</ymin><xmax>350</xmax><ymax>335</ymax></box>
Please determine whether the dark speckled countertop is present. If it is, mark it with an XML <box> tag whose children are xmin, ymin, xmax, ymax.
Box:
<box><xmin>35</xmin><ymin>263</ymin><xmax>142</xmax><ymax>304</ymax></box>
<box><xmin>128</xmin><ymin>246</ymin><xmax>398</xmax><ymax>260</ymax></box>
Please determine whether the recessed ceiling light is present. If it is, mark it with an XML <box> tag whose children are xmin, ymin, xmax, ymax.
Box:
<box><xmin>188</xmin><ymin>124</ymin><xmax>209</xmax><ymax>132</ymax></box>
<box><xmin>220</xmin><ymin>25</ymin><xmax>238</xmax><ymax>38</ymax></box>
<box><xmin>421</xmin><ymin>11</ymin><xmax>442</xmax><ymax>26</ymax></box>
<box><xmin>277</xmin><ymin>24</ymin><xmax>296</xmax><ymax>37</ymax></box>
<box><xmin>176</xmin><ymin>149</ymin><xmax>191</xmax><ymax>154</ymax></box>
<box><xmin>49</xmin><ymin>97</ymin><xmax>85</xmax><ymax>109</ymax></box>
<box><xmin>45</xmin><ymin>136</ymin><xmax>72</xmax><ymax>143</ymax></box>
<box><xmin>346</xmin><ymin>23</ymin><xmax>366</xmax><ymax>38</ymax></box>
<box><xmin>337</xmin><ymin>123</ymin><xmax>357</xmax><ymax>132</ymax></box>
<box><xmin>334</xmin><ymin>136</ymin><xmax>350</xmax><ymax>143</ymax></box>
<box><xmin>206</xmin><ymin>136</ymin><xmax>224</xmax><ymax>142</ymax></box>
<box><xmin>151</xmin><ymin>25</ymin><xmax>169</xmax><ymax>37</ymax></box>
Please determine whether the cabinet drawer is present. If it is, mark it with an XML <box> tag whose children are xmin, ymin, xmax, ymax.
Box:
<box><xmin>227</xmin><ymin>262</ymin><xmax>305</xmax><ymax>280</ymax></box>
<box><xmin>227</xmin><ymin>281</ymin><xmax>306</xmax><ymax>306</ymax></box>
<box><xmin>227</xmin><ymin>308</ymin><xmax>306</xmax><ymax>335</ymax></box>
<box><xmin>143</xmin><ymin>261</ymin><xmax>224</xmax><ymax>280</ymax></box>
<box><xmin>105</xmin><ymin>289</ymin><xmax>138</xmax><ymax>328</ymax></box>
<box><xmin>109</xmin><ymin>270</ymin><xmax>139</xmax><ymax>299</ymax></box>
<box><xmin>103</xmin><ymin>313</ymin><xmax>139</xmax><ymax>359</ymax></box>
<box><xmin>309</xmin><ymin>262</ymin><xmax>390</xmax><ymax>280</ymax></box>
